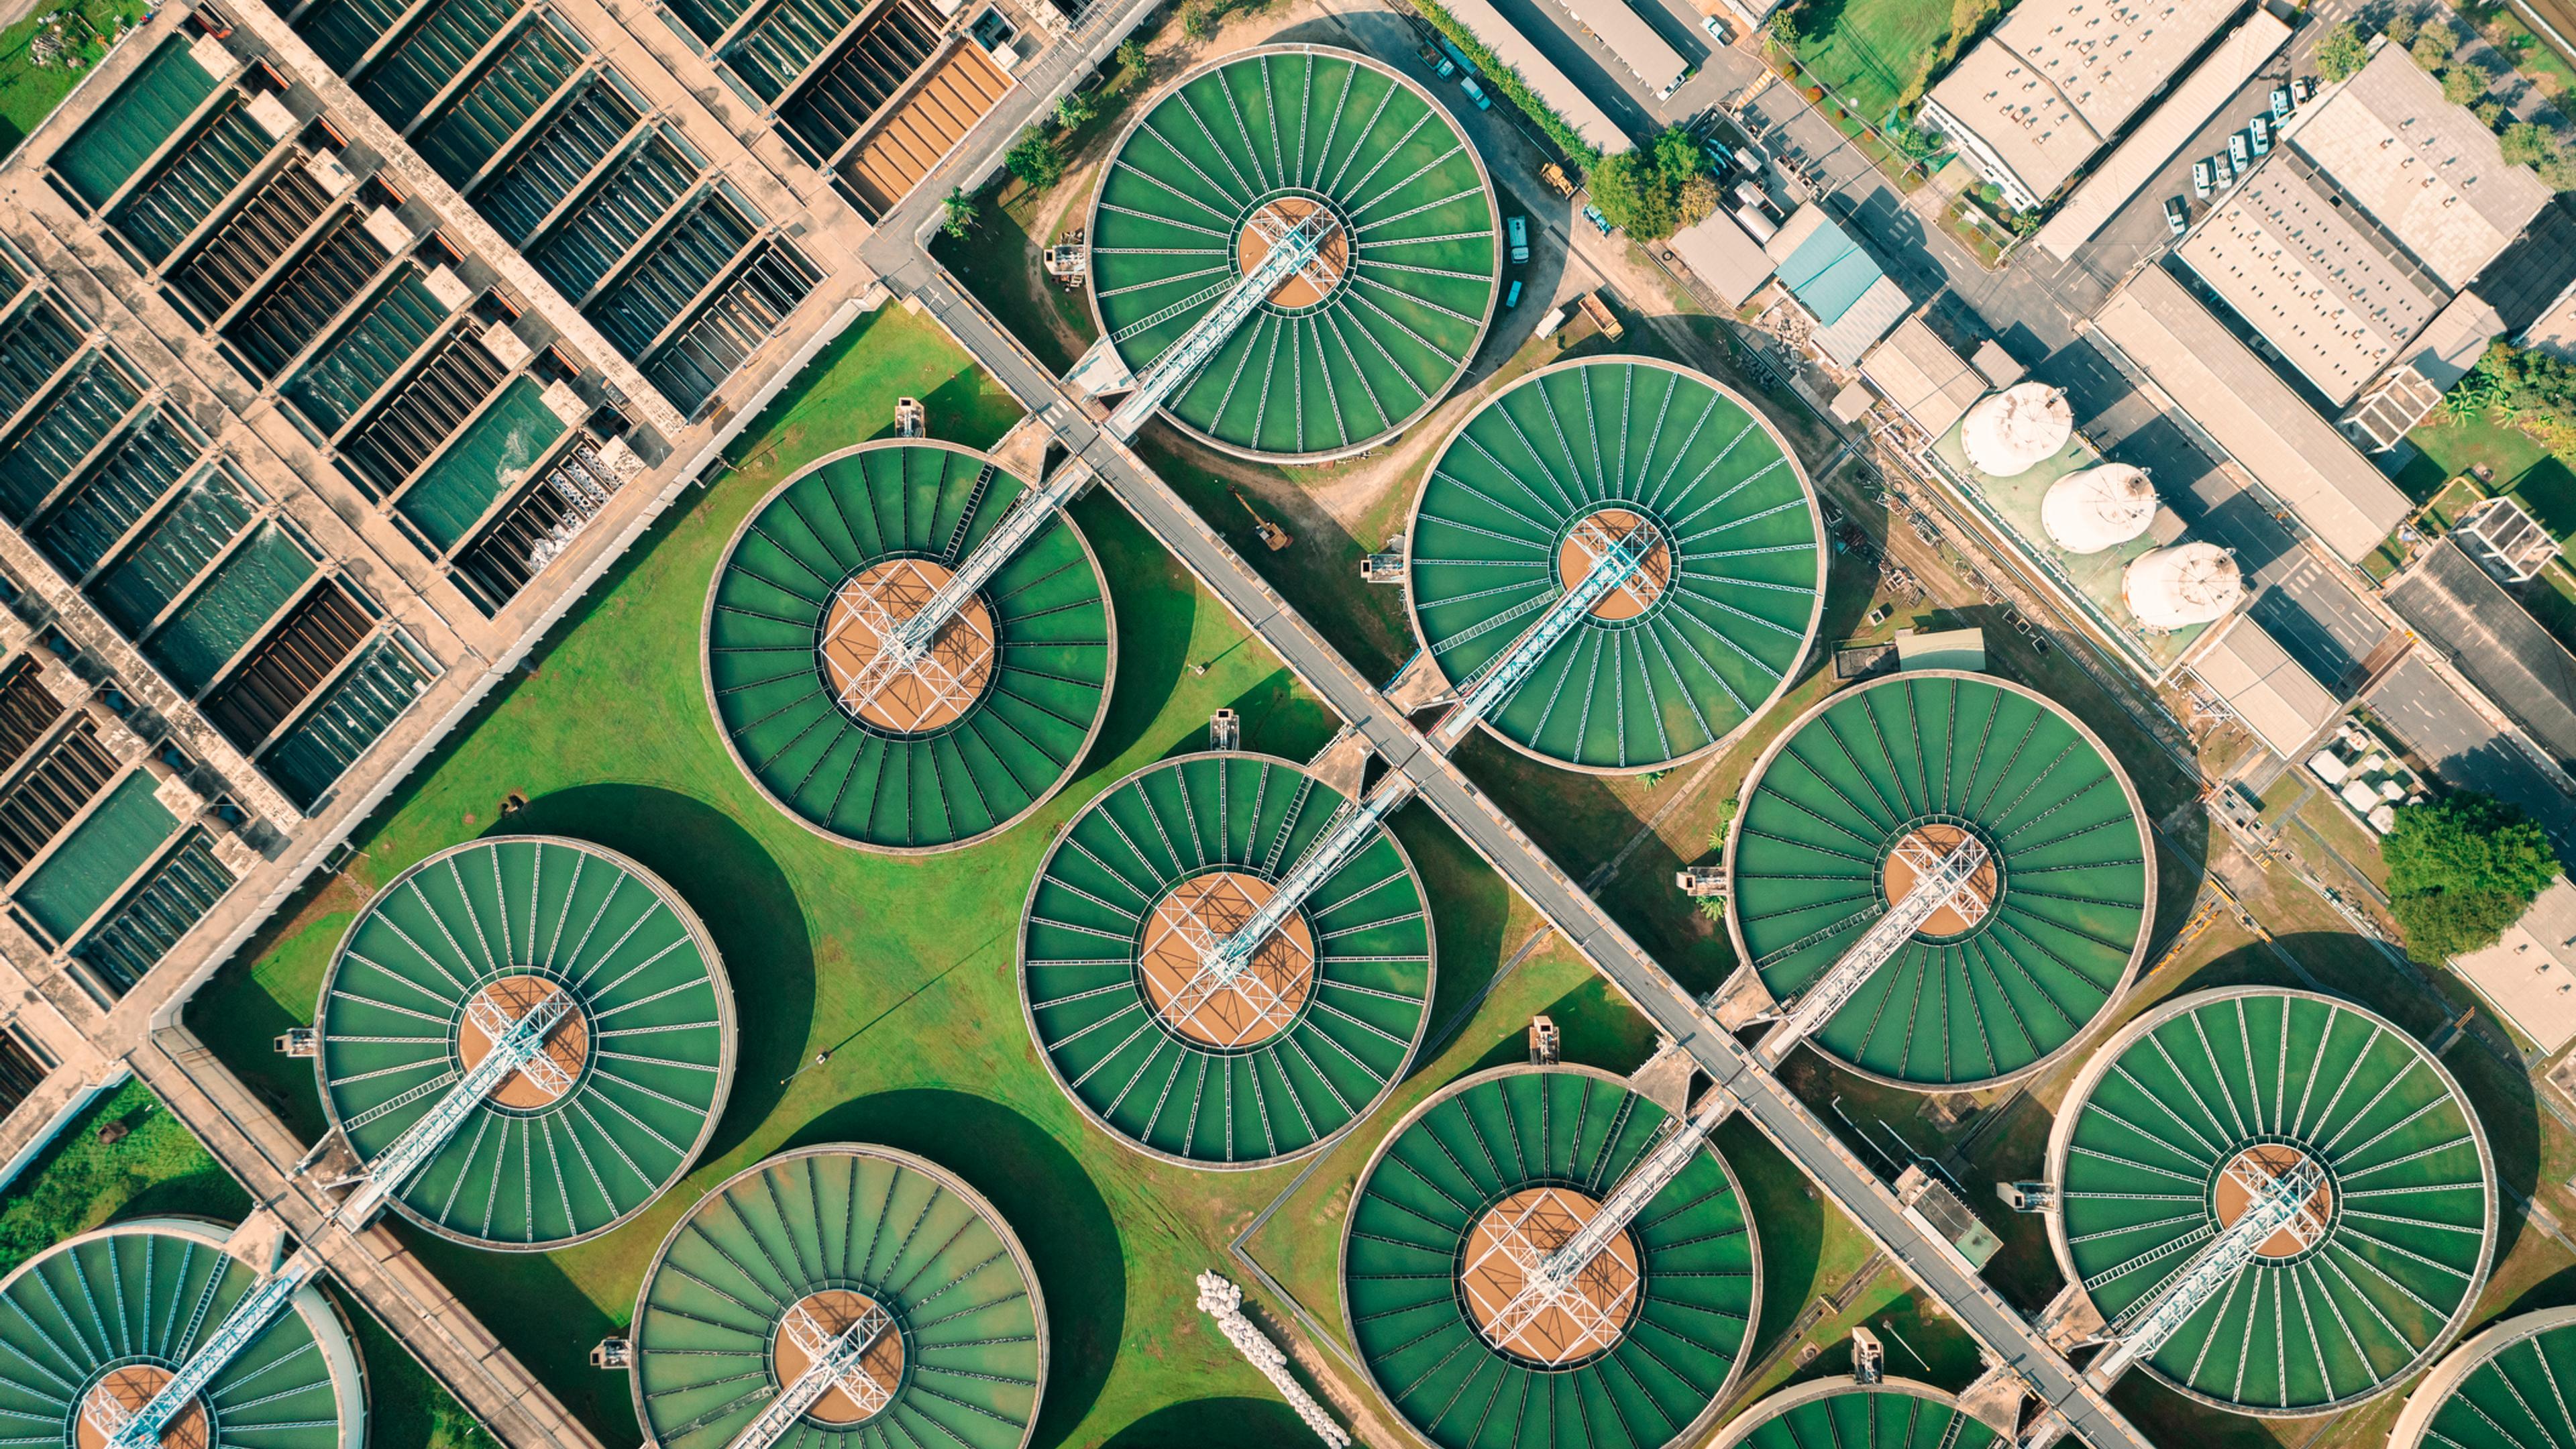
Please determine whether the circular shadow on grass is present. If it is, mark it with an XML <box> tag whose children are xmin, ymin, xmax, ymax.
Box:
<box><xmin>1100</xmin><ymin>1397</ymin><xmax>1312</xmax><ymax>1448</ymax></box>
<box><xmin>784</xmin><ymin>1089</ymin><xmax>1122</xmax><ymax>1449</ymax></box>
<box><xmin>491</xmin><ymin>783</ymin><xmax>814</xmax><ymax>1164</ymax></box>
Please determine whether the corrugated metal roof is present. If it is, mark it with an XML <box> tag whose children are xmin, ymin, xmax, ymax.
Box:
<box><xmin>2190</xmin><ymin>613</ymin><xmax>2337</xmax><ymax>757</ymax></box>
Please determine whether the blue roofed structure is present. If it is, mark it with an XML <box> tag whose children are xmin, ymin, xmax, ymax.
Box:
<box><xmin>1765</xmin><ymin>205</ymin><xmax>1911</xmax><ymax>365</ymax></box>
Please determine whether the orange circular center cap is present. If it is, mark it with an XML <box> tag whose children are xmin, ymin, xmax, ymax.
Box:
<box><xmin>1880</xmin><ymin>824</ymin><xmax>1999</xmax><ymax>936</ymax></box>
<box><xmin>2213</xmin><ymin>1145</ymin><xmax>2334</xmax><ymax>1258</ymax></box>
<box><xmin>1136</xmin><ymin>872</ymin><xmax>1317</xmax><ymax>1048</ymax></box>
<box><xmin>1556</xmin><ymin>511</ymin><xmax>1672</xmax><ymax>621</ymax></box>
<box><xmin>772</xmin><ymin>1290</ymin><xmax>904</xmax><ymax>1426</ymax></box>
<box><xmin>1236</xmin><ymin>197</ymin><xmax>1349</xmax><ymax>309</ymax></box>
<box><xmin>76</xmin><ymin>1366</ymin><xmax>208</xmax><ymax>1449</ymax></box>
<box><xmin>819</xmin><ymin>559</ymin><xmax>998</xmax><ymax>735</ymax></box>
<box><xmin>457</xmin><ymin>976</ymin><xmax>588</xmax><ymax>1110</ymax></box>
<box><xmin>1460</xmin><ymin>1187</ymin><xmax>1643</xmax><ymax>1364</ymax></box>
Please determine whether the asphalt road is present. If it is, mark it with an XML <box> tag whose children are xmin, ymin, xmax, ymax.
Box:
<box><xmin>2371</xmin><ymin>655</ymin><xmax>2576</xmax><ymax>856</ymax></box>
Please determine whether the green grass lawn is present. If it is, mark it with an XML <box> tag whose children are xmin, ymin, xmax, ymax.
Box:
<box><xmin>1790</xmin><ymin>0</ymin><xmax>1968</xmax><ymax>121</ymax></box>
<box><xmin>184</xmin><ymin>299</ymin><xmax>1678</xmax><ymax>1448</ymax></box>
<box><xmin>0</xmin><ymin>0</ymin><xmax>150</xmax><ymax>162</ymax></box>
<box><xmin>0</xmin><ymin>1077</ymin><xmax>497</xmax><ymax>1449</ymax></box>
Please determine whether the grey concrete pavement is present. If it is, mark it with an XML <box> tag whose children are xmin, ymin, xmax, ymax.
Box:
<box><xmin>2372</xmin><ymin>655</ymin><xmax>2576</xmax><ymax>855</ymax></box>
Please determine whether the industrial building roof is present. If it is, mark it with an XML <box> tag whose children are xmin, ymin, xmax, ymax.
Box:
<box><xmin>1670</xmin><ymin>210</ymin><xmax>1776</xmax><ymax>309</ymax></box>
<box><xmin>1925</xmin><ymin>0</ymin><xmax>2245</xmax><ymax>201</ymax></box>
<box><xmin>1769</xmin><ymin>206</ymin><xmax>1909</xmax><ymax>364</ymax></box>
<box><xmin>2288</xmin><ymin>46</ymin><xmax>2550</xmax><ymax>289</ymax></box>
<box><xmin>2034</xmin><ymin>9</ymin><xmax>2291</xmax><ymax>260</ymax></box>
<box><xmin>2387</xmin><ymin>539</ymin><xmax>2576</xmax><ymax>776</ymax></box>
<box><xmin>1862</xmin><ymin>318</ymin><xmax>1986</xmax><ymax>437</ymax></box>
<box><xmin>2178</xmin><ymin>160</ymin><xmax>2447</xmax><ymax>403</ymax></box>
<box><xmin>1544</xmin><ymin>0</ymin><xmax>1684</xmax><ymax>91</ymax></box>
<box><xmin>2451</xmin><ymin>878</ymin><xmax>2576</xmax><ymax>1051</ymax></box>
<box><xmin>2189</xmin><ymin>614</ymin><xmax>2338</xmax><ymax>757</ymax></box>
<box><xmin>2092</xmin><ymin>266</ymin><xmax>2410</xmax><ymax>563</ymax></box>
<box><xmin>1424</xmin><ymin>0</ymin><xmax>1631</xmax><ymax>154</ymax></box>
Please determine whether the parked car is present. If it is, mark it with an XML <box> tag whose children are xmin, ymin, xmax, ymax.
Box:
<box><xmin>2229</xmin><ymin>131</ymin><xmax>2251</xmax><ymax>169</ymax></box>
<box><xmin>1703</xmin><ymin>13</ymin><xmax>1727</xmax><ymax>40</ymax></box>
<box><xmin>2296</xmin><ymin>75</ymin><xmax>2315</xmax><ymax>103</ymax></box>
<box><xmin>1460</xmin><ymin>76</ymin><xmax>1492</xmax><ymax>109</ymax></box>
<box><xmin>2250</xmin><ymin>115</ymin><xmax>2271</xmax><ymax>155</ymax></box>
<box><xmin>2270</xmin><ymin>85</ymin><xmax>2293</xmax><ymax>121</ymax></box>
<box><xmin>1507</xmin><ymin>215</ymin><xmax>1529</xmax><ymax>264</ymax></box>
<box><xmin>1505</xmin><ymin>278</ymin><xmax>1524</xmax><ymax>307</ymax></box>
<box><xmin>1583</xmin><ymin>203</ymin><xmax>1613</xmax><ymax>233</ymax></box>
<box><xmin>2192</xmin><ymin>158</ymin><xmax>2212</xmax><ymax>197</ymax></box>
<box><xmin>2165</xmin><ymin>195</ymin><xmax>2190</xmax><ymax>235</ymax></box>
<box><xmin>2213</xmin><ymin>150</ymin><xmax>2235</xmax><ymax>186</ymax></box>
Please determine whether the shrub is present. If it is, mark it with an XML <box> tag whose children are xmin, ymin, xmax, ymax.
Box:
<box><xmin>2477</xmin><ymin>99</ymin><xmax>2507</xmax><ymax>125</ymax></box>
<box><xmin>1055</xmin><ymin>89</ymin><xmax>1097</xmax><ymax>130</ymax></box>
<box><xmin>2384</xmin><ymin>792</ymin><xmax>2561</xmax><ymax>960</ymax></box>
<box><xmin>1004</xmin><ymin>127</ymin><xmax>1065</xmax><ymax>190</ymax></box>
<box><xmin>1115</xmin><ymin>38</ymin><xmax>1146</xmax><ymax>71</ymax></box>
<box><xmin>2317</xmin><ymin>21</ymin><xmax>2368</xmax><ymax>81</ymax></box>
<box><xmin>2412</xmin><ymin>24</ymin><xmax>2456</xmax><ymax>68</ymax></box>
<box><xmin>1680</xmin><ymin>174</ymin><xmax>1723</xmax><ymax>226</ymax></box>
<box><xmin>2504</xmin><ymin>119</ymin><xmax>2556</xmax><ymax>167</ymax></box>
<box><xmin>2385</xmin><ymin>9</ymin><xmax>2418</xmax><ymax>46</ymax></box>
<box><xmin>940</xmin><ymin>187</ymin><xmax>977</xmax><ymax>239</ymax></box>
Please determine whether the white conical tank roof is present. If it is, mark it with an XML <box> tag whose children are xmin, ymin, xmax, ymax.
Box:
<box><xmin>2123</xmin><ymin>542</ymin><xmax>2241</xmax><ymax>628</ymax></box>
<box><xmin>2042</xmin><ymin>464</ymin><xmax>2157</xmax><ymax>554</ymax></box>
<box><xmin>1961</xmin><ymin>382</ymin><xmax>2072</xmax><ymax>477</ymax></box>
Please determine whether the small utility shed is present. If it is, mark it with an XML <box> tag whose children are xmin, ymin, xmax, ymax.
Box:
<box><xmin>1670</xmin><ymin>210</ymin><xmax>1774</xmax><ymax>310</ymax></box>
<box><xmin>2190</xmin><ymin>614</ymin><xmax>2339</xmax><ymax>758</ymax></box>
<box><xmin>1767</xmin><ymin>205</ymin><xmax>1910</xmax><ymax>366</ymax></box>
<box><xmin>1895</xmin><ymin>627</ymin><xmax>1986</xmax><ymax>672</ymax></box>
<box><xmin>2452</xmin><ymin>878</ymin><xmax>2576</xmax><ymax>1052</ymax></box>
<box><xmin>1862</xmin><ymin>319</ymin><xmax>1986</xmax><ymax>438</ymax></box>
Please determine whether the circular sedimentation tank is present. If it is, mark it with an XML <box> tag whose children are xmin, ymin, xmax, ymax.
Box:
<box><xmin>1712</xmin><ymin>1378</ymin><xmax>2001</xmax><ymax>1449</ymax></box>
<box><xmin>1404</xmin><ymin>358</ymin><xmax>1824</xmax><ymax>773</ymax></box>
<box><xmin>2389</xmin><ymin>1306</ymin><xmax>2576</xmax><ymax>1449</ymax></box>
<box><xmin>1088</xmin><ymin>44</ymin><xmax>1499</xmax><ymax>462</ymax></box>
<box><xmin>1342</xmin><ymin>1064</ymin><xmax>1758</xmax><ymax>1449</ymax></box>
<box><xmin>1725</xmin><ymin>672</ymin><xmax>2150</xmax><ymax>1087</ymax></box>
<box><xmin>315</xmin><ymin>836</ymin><xmax>733</xmax><ymax>1249</ymax></box>
<box><xmin>2051</xmin><ymin>986</ymin><xmax>2496</xmax><ymax>1415</ymax></box>
<box><xmin>704</xmin><ymin>440</ymin><xmax>1113</xmax><ymax>852</ymax></box>
<box><xmin>0</xmin><ymin>1220</ymin><xmax>365</xmax><ymax>1449</ymax></box>
<box><xmin>1020</xmin><ymin>751</ymin><xmax>1433</xmax><ymax>1167</ymax></box>
<box><xmin>629</xmin><ymin>1144</ymin><xmax>1045</xmax><ymax>1449</ymax></box>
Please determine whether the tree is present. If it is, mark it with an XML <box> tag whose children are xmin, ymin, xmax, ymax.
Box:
<box><xmin>2383</xmin><ymin>792</ymin><xmax>2561</xmax><ymax>961</ymax></box>
<box><xmin>1054</xmin><ymin>89</ymin><xmax>1097</xmax><ymax>129</ymax></box>
<box><xmin>2317</xmin><ymin>21</ymin><xmax>2368</xmax><ymax>82</ymax></box>
<box><xmin>1679</xmin><ymin>173</ymin><xmax>1722</xmax><ymax>226</ymax></box>
<box><xmin>939</xmin><ymin>188</ymin><xmax>977</xmax><ymax>239</ymax></box>
<box><xmin>1766</xmin><ymin>8</ymin><xmax>1798</xmax><ymax>46</ymax></box>
<box><xmin>2477</xmin><ymin>99</ymin><xmax>2508</xmax><ymax>126</ymax></box>
<box><xmin>2445</xmin><ymin>65</ymin><xmax>2487</xmax><ymax>106</ymax></box>
<box><xmin>2385</xmin><ymin>9</ymin><xmax>2418</xmax><ymax>46</ymax></box>
<box><xmin>1587</xmin><ymin>125</ymin><xmax>1709</xmax><ymax>241</ymax></box>
<box><xmin>1004</xmin><ymin>127</ymin><xmax>1064</xmax><ymax>190</ymax></box>
<box><xmin>2412</xmin><ymin>23</ymin><xmax>2455</xmax><ymax>68</ymax></box>
<box><xmin>1115</xmin><ymin>38</ymin><xmax>1146</xmax><ymax>72</ymax></box>
<box><xmin>1182</xmin><ymin>0</ymin><xmax>1220</xmax><ymax>38</ymax></box>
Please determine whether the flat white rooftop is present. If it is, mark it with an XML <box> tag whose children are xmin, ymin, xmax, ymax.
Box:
<box><xmin>1434</xmin><ymin>0</ymin><xmax>1632</xmax><ymax>154</ymax></box>
<box><xmin>1926</xmin><ymin>0</ymin><xmax>2243</xmax><ymax>201</ymax></box>
<box><xmin>1862</xmin><ymin>317</ymin><xmax>1986</xmax><ymax>437</ymax></box>
<box><xmin>2454</xmin><ymin>877</ymin><xmax>2576</xmax><ymax>1052</ymax></box>
<box><xmin>1545</xmin><ymin>0</ymin><xmax>1685</xmax><ymax>93</ymax></box>
<box><xmin>2190</xmin><ymin>612</ymin><xmax>2338</xmax><ymax>756</ymax></box>
<box><xmin>2093</xmin><ymin>266</ymin><xmax>2410</xmax><ymax>564</ymax></box>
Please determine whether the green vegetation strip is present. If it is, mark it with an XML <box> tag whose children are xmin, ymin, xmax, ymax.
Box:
<box><xmin>1729</xmin><ymin>672</ymin><xmax>2148</xmax><ymax>1085</ymax></box>
<box><xmin>1021</xmin><ymin>751</ymin><xmax>1433</xmax><ymax>1165</ymax></box>
<box><xmin>705</xmin><ymin>441</ymin><xmax>1111</xmax><ymax>851</ymax></box>
<box><xmin>318</xmin><ymin>836</ymin><xmax>732</xmax><ymax>1248</ymax></box>
<box><xmin>2057</xmin><ymin>987</ymin><xmax>2493</xmax><ymax>1413</ymax></box>
<box><xmin>1407</xmin><ymin>358</ymin><xmax>1822</xmax><ymax>771</ymax></box>
<box><xmin>1345</xmin><ymin>1065</ymin><xmax>1757</xmax><ymax>1449</ymax></box>
<box><xmin>1089</xmin><ymin>46</ymin><xmax>1497</xmax><ymax>460</ymax></box>
<box><xmin>633</xmin><ymin>1145</ymin><xmax>1042</xmax><ymax>1449</ymax></box>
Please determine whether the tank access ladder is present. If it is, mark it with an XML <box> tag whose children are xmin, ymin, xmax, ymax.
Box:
<box><xmin>826</xmin><ymin>460</ymin><xmax>1096</xmax><ymax>720</ymax></box>
<box><xmin>1474</xmin><ymin>1086</ymin><xmax>1736</xmax><ymax>1351</ymax></box>
<box><xmin>330</xmin><ymin>984</ymin><xmax>577</xmax><ymax>1227</ymax></box>
<box><xmin>722</xmin><ymin>1300</ymin><xmax>898</xmax><ymax>1449</ymax></box>
<box><xmin>1102</xmin><ymin>208</ymin><xmax>1339</xmax><ymax>441</ymax></box>
<box><xmin>1756</xmin><ymin>833</ymin><xmax>1992</xmax><ymax>1063</ymax></box>
<box><xmin>88</xmin><ymin>1248</ymin><xmax>320</xmax><ymax>1449</ymax></box>
<box><xmin>2086</xmin><ymin>1154</ymin><xmax>2329</xmax><ymax>1386</ymax></box>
